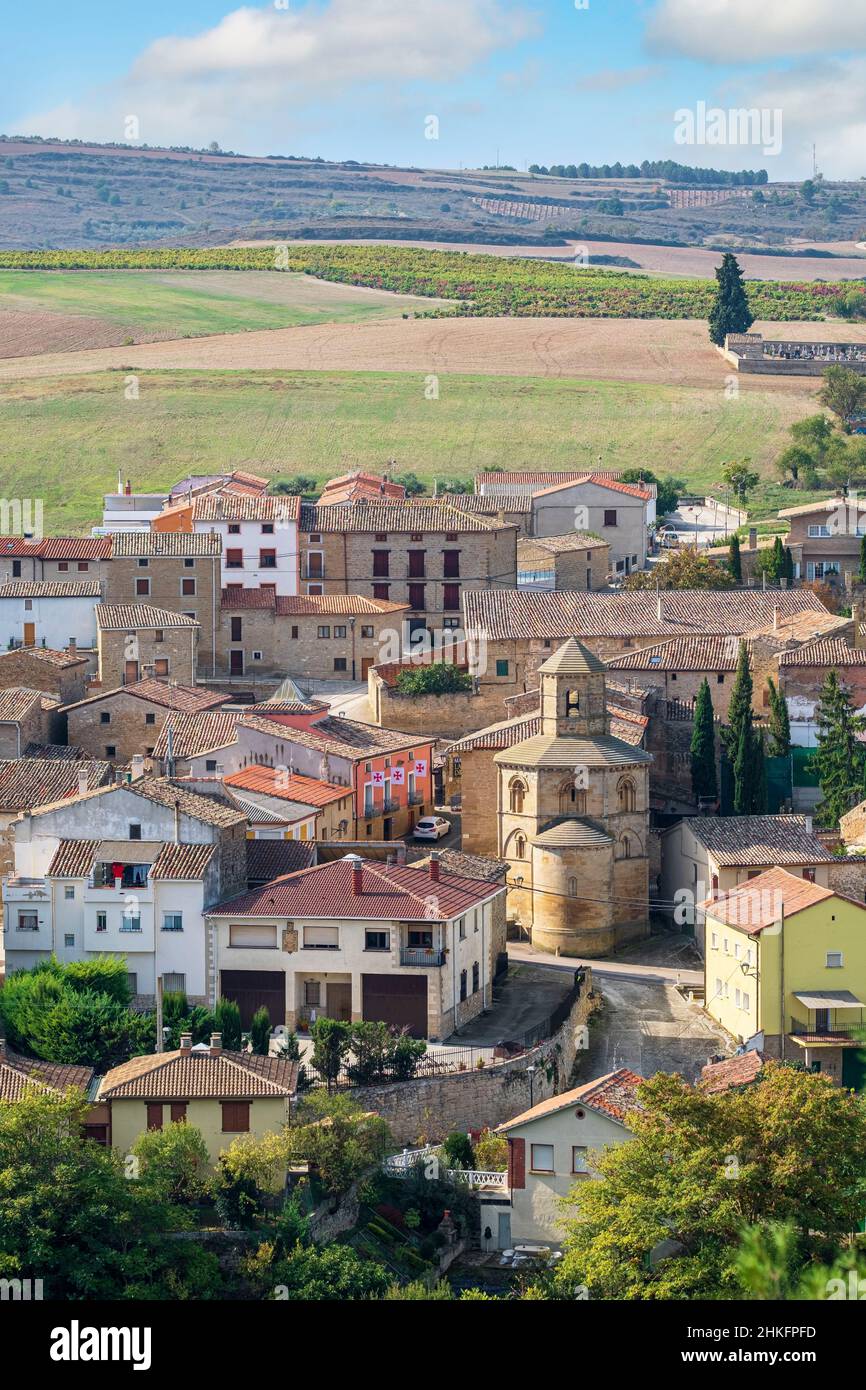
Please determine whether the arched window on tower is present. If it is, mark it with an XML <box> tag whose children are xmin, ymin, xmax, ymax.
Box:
<box><xmin>567</xmin><ymin>876</ymin><xmax>578</xmax><ymax>897</ymax></box>
<box><xmin>564</xmin><ymin>688</ymin><xmax>580</xmax><ymax>718</ymax></box>
<box><xmin>513</xmin><ymin>834</ymin><xmax>526</xmax><ymax>860</ymax></box>
<box><xmin>509</xmin><ymin>779</ymin><xmax>526</xmax><ymax>814</ymax></box>
<box><xmin>619</xmin><ymin>835</ymin><xmax>632</xmax><ymax>860</ymax></box>
<box><xmin>618</xmin><ymin>777</ymin><xmax>636</xmax><ymax>812</ymax></box>
<box><xmin>559</xmin><ymin>779</ymin><xmax>587</xmax><ymax>815</ymax></box>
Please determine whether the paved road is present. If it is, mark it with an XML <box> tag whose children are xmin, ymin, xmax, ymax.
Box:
<box><xmin>582</xmin><ymin>972</ymin><xmax>730</xmax><ymax>1085</ymax></box>
<box><xmin>506</xmin><ymin>939</ymin><xmax>702</xmax><ymax>989</ymax></box>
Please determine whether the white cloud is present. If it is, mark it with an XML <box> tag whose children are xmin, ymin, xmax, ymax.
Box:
<box><xmin>647</xmin><ymin>0</ymin><xmax>866</xmax><ymax>64</ymax></box>
<box><xmin>576</xmin><ymin>65</ymin><xmax>664</xmax><ymax>93</ymax></box>
<box><xmin>744</xmin><ymin>57</ymin><xmax>866</xmax><ymax>178</ymax></box>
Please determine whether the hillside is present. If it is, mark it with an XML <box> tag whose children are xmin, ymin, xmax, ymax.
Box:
<box><xmin>3</xmin><ymin>137</ymin><xmax>866</xmax><ymax>255</ymax></box>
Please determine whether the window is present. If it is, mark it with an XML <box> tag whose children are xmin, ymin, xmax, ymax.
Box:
<box><xmin>360</xmin><ymin>625</ymin><xmax>374</xmax><ymax>639</ymax></box>
<box><xmin>304</xmin><ymin>925</ymin><xmax>339</xmax><ymax>949</ymax></box>
<box><xmin>129</xmin><ymin>823</ymin><xmax>142</xmax><ymax>840</ymax></box>
<box><xmin>496</xmin><ymin>660</ymin><xmax>509</xmax><ymax>677</ymax></box>
<box><xmin>372</xmin><ymin>550</ymin><xmax>390</xmax><ymax>577</ymax></box>
<box><xmin>138</xmin><ymin>557</ymin><xmax>149</xmax><ymax>568</ymax></box>
<box><xmin>228</xmin><ymin>523</ymin><xmax>241</xmax><ymax>534</ymax></box>
<box><xmin>572</xmin><ymin>1146</ymin><xmax>588</xmax><ymax>1173</ymax></box>
<box><xmin>472</xmin><ymin>961</ymin><xmax>479</xmax><ymax>993</ymax></box>
<box><xmin>459</xmin><ymin>918</ymin><xmax>466</xmax><ymax>941</ymax></box>
<box><xmin>57</xmin><ymin>561</ymin><xmax>68</xmax><ymax>572</ymax></box>
<box><xmin>309</xmin><ymin>533</ymin><xmax>321</xmax><ymax>544</ymax></box>
<box><xmin>408</xmin><ymin>929</ymin><xmax>433</xmax><ymax>948</ymax></box>
<box><xmin>568</xmin><ymin>877</ymin><xmax>578</xmax><ymax>897</ymax></box>
<box><xmin>291</xmin><ymin>625</ymin><xmax>299</xmax><ymax>640</ymax></box>
<box><xmin>120</xmin><ymin>915</ymin><xmax>141</xmax><ymax>933</ymax></box>
<box><xmin>163</xmin><ymin>973</ymin><xmax>185</xmax><ymax>993</ymax></box>
<box><xmin>408</xmin><ymin>550</ymin><xmax>426</xmax><ymax>578</ymax></box>
<box><xmin>77</xmin><ymin>561</ymin><xmax>89</xmax><ymax>572</ymax></box>
<box><xmin>317</xmin><ymin>625</ymin><xmax>331</xmax><ymax>639</ymax></box>
<box><xmin>618</xmin><ymin>779</ymin><xmax>636</xmax><ymax>812</ymax></box>
<box><xmin>259</xmin><ymin>549</ymin><xmax>276</xmax><ymax>568</ymax></box>
<box><xmin>334</xmin><ymin>625</ymin><xmax>347</xmax><ymax>639</ymax></box>
<box><xmin>222</xmin><ymin>1102</ymin><xmax>250</xmax><ymax>1133</ymax></box>
<box><xmin>735</xmin><ymin>988</ymin><xmax>741</xmax><ymax>1008</ymax></box>
<box><xmin>127</xmin><ymin>972</ymin><xmax>137</xmax><ymax>995</ymax></box>
<box><xmin>184</xmin><ymin>557</ymin><xmax>195</xmax><ymax>568</ymax></box>
<box><xmin>162</xmin><ymin>913</ymin><xmax>183</xmax><ymax>932</ymax></box>
<box><xmin>229</xmin><ymin>923</ymin><xmax>277</xmax><ymax>948</ymax></box>
<box><xmin>262</xmin><ymin>522</ymin><xmax>274</xmax><ymax>535</ymax></box>
<box><xmin>334</xmin><ymin>657</ymin><xmax>347</xmax><ymax>672</ymax></box>
<box><xmin>410</xmin><ymin>532</ymin><xmax>423</xmax><ymax>543</ymax></box>
<box><xmin>803</xmin><ymin>867</ymin><xmax>816</xmax><ymax>884</ymax></box>
<box><xmin>827</xmin><ymin>951</ymin><xmax>843</xmax><ymax>968</ymax></box>
<box><xmin>154</xmin><ymin>630</ymin><xmax>164</xmax><ymax>643</ymax></box>
<box><xmin>365</xmin><ymin>930</ymin><xmax>390</xmax><ymax>951</ymax></box>
<box><xmin>743</xmin><ymin>992</ymin><xmax>750</xmax><ymax>1011</ymax></box>
<box><xmin>100</xmin><ymin>711</ymin><xmax>111</xmax><ymax>724</ymax></box>
<box><xmin>226</xmin><ymin>549</ymin><xmax>243</xmax><ymax>568</ymax></box>
<box><xmin>64</xmin><ymin>933</ymin><xmax>75</xmax><ymax>948</ymax></box>
<box><xmin>408</xmin><ymin>583</ymin><xmax>426</xmax><ymax>611</ymax></box>
<box><xmin>182</xmin><ymin>577</ymin><xmax>196</xmax><ymax>596</ymax></box>
<box><xmin>807</xmin><ymin>524</ymin><xmax>832</xmax><ymax>538</ymax></box>
<box><xmin>443</xmin><ymin>583</ymin><xmax>460</xmax><ymax>611</ymax></box>
<box><xmin>603</xmin><ymin>509</ymin><xmax>617</xmax><ymax>527</ymax></box>
<box><xmin>443</xmin><ymin>551</ymin><xmax>460</xmax><ymax>579</ymax></box>
<box><xmin>460</xmin><ymin>969</ymin><xmax>467</xmax><ymax>1001</ymax></box>
<box><xmin>64</xmin><ymin>885</ymin><xmax>75</xmax><ymax>900</ymax></box>
<box><xmin>136</xmin><ymin>577</ymin><xmax>150</xmax><ymax>596</ymax></box>
<box><xmin>154</xmin><ymin>659</ymin><xmax>169</xmax><ymax>676</ymax></box>
<box><xmin>513</xmin><ymin>834</ymin><xmax>526</xmax><ymax>860</ymax></box>
<box><xmin>105</xmin><ymin>745</ymin><xmax>116</xmax><ymax>759</ymax></box>
<box><xmin>171</xmin><ymin>1103</ymin><xmax>188</xmax><ymax>1123</ymax></box>
<box><xmin>711</xmin><ymin>932</ymin><xmax>718</xmax><ymax>950</ymax></box>
<box><xmin>231</xmin><ymin>616</ymin><xmax>242</xmax><ymax>642</ymax></box>
<box><xmin>308</xmin><ymin>585</ymin><xmax>323</xmax><ymax>596</ymax></box>
<box><xmin>530</xmin><ymin>1143</ymin><xmax>554</xmax><ymax>1174</ymax></box>
<box><xmin>509</xmin><ymin>780</ymin><xmax>526</xmax><ymax>813</ymax></box>
<box><xmin>445</xmin><ymin>532</ymin><xmax>458</xmax><ymax>542</ymax></box>
<box><xmin>96</xmin><ymin>912</ymin><xmax>107</xmax><ymax>933</ymax></box>
<box><xmin>304</xmin><ymin>980</ymin><xmax>321</xmax><ymax>1007</ymax></box>
<box><xmin>145</xmin><ymin>712</ymin><xmax>156</xmax><ymax>725</ymax></box>
<box><xmin>147</xmin><ymin>1104</ymin><xmax>163</xmax><ymax>1132</ymax></box>
<box><xmin>373</xmin><ymin>584</ymin><xmax>390</xmax><ymax>601</ymax></box>
<box><xmin>17</xmin><ymin>911</ymin><xmax>38</xmax><ymax>931</ymax></box>
<box><xmin>374</xmin><ymin>532</ymin><xmax>388</xmax><ymax>543</ymax></box>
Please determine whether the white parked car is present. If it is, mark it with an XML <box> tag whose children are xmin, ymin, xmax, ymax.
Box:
<box><xmin>413</xmin><ymin>815</ymin><xmax>450</xmax><ymax>841</ymax></box>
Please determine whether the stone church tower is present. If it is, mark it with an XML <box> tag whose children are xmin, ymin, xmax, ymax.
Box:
<box><xmin>494</xmin><ymin>637</ymin><xmax>651</xmax><ymax>956</ymax></box>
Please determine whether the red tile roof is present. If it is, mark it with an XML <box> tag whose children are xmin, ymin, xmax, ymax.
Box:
<box><xmin>47</xmin><ymin>839</ymin><xmax>102</xmax><ymax>877</ymax></box>
<box><xmin>0</xmin><ymin>537</ymin><xmax>110</xmax><ymax>560</ymax></box>
<box><xmin>0</xmin><ymin>1048</ymin><xmax>94</xmax><ymax>1101</ymax></box>
<box><xmin>224</xmin><ymin>766</ymin><xmax>350</xmax><ymax>807</ymax></box>
<box><xmin>319</xmin><ymin>471</ymin><xmax>407</xmax><ymax>505</ymax></box>
<box><xmin>497</xmin><ymin>1068</ymin><xmax>645</xmax><ymax>1131</ymax></box>
<box><xmin>0</xmin><ymin>645</ymin><xmax>87</xmax><ymax>669</ymax></box>
<box><xmin>0</xmin><ymin>758</ymin><xmax>112</xmax><ymax>811</ymax></box>
<box><xmin>96</xmin><ymin>605</ymin><xmax>198</xmax><ymax>630</ymax></box>
<box><xmin>704</xmin><ymin>866</ymin><xmax>838</xmax><ymax>934</ymax></box>
<box><xmin>0</xmin><ymin>686</ymin><xmax>45</xmax><ymax>722</ymax></box>
<box><xmin>220</xmin><ymin>589</ymin><xmax>407</xmax><ymax>615</ymax></box>
<box><xmin>191</xmin><ymin>494</ymin><xmax>301</xmax><ymax>523</ymax></box>
<box><xmin>208</xmin><ymin>856</ymin><xmax>503</xmax><ymax>921</ymax></box>
<box><xmin>99</xmin><ymin>1048</ymin><xmax>296</xmax><ymax>1100</ymax></box>
<box><xmin>0</xmin><ymin>581</ymin><xmax>101</xmax><ymax>599</ymax></box>
<box><xmin>779</xmin><ymin>638</ymin><xmax>866</xmax><ymax>667</ymax></box>
<box><xmin>67</xmin><ymin>680</ymin><xmax>226</xmax><ymax>715</ymax></box>
<box><xmin>151</xmin><ymin>711</ymin><xmax>244</xmax><ymax>760</ymax></box>
<box><xmin>700</xmin><ymin>1052</ymin><xmax>765</xmax><ymax>1094</ymax></box>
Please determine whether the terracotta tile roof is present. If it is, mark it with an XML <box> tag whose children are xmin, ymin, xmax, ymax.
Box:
<box><xmin>246</xmin><ymin>838</ymin><xmax>316</xmax><ymax>884</ymax></box>
<box><xmin>110</xmin><ymin>531</ymin><xmax>222</xmax><ymax>557</ymax></box>
<box><xmin>532</xmin><ymin>474</ymin><xmax>652</xmax><ymax>501</ymax></box>
<box><xmin>224</xmin><ymin>766</ymin><xmax>350</xmax><ymax>807</ymax></box>
<box><xmin>608</xmin><ymin>636</ymin><xmax>743</xmax><ymax>672</ymax></box>
<box><xmin>300</xmin><ymin>500</ymin><xmax>509</xmax><ymax>534</ymax></box>
<box><xmin>498</xmin><ymin>1068</ymin><xmax>645</xmax><ymax>1131</ymax></box>
<box><xmin>700</xmin><ymin>1051</ymin><xmax>765</xmax><ymax>1094</ymax></box>
<box><xmin>208</xmin><ymin>856</ymin><xmax>503</xmax><ymax>921</ymax></box>
<box><xmin>98</xmin><ymin>1048</ymin><xmax>296</xmax><ymax>1101</ymax></box>
<box><xmin>66</xmin><ymin>679</ymin><xmax>226</xmax><ymax>715</ymax></box>
<box><xmin>779</xmin><ymin>638</ymin><xmax>865</xmax><ymax>667</ymax></box>
<box><xmin>95</xmin><ymin>605</ymin><xmax>198</xmax><ymax>630</ymax></box>
<box><xmin>744</xmin><ymin>611</ymin><xmax>852</xmax><ymax>644</ymax></box>
<box><xmin>319</xmin><ymin>471</ymin><xmax>407</xmax><ymax>504</ymax></box>
<box><xmin>0</xmin><ymin>758</ymin><xmax>111</xmax><ymax>811</ymax></box>
<box><xmin>431</xmin><ymin>493</ymin><xmax>532</xmax><ymax>514</ymax></box>
<box><xmin>245</xmin><ymin>699</ymin><xmax>327</xmax><ymax>716</ymax></box>
<box><xmin>608</xmin><ymin>706</ymin><xmax>649</xmax><ymax>746</ymax></box>
<box><xmin>0</xmin><ymin>686</ymin><xmax>45</xmax><ymax>722</ymax></box>
<box><xmin>127</xmin><ymin>777</ymin><xmax>248</xmax><ymax>829</ymax></box>
<box><xmin>0</xmin><ymin>581</ymin><xmax>101</xmax><ymax>599</ymax></box>
<box><xmin>48</xmin><ymin>839</ymin><xmax>102</xmax><ymax>877</ymax></box>
<box><xmin>449</xmin><ymin>714</ymin><xmax>541</xmax><ymax>753</ymax></box>
<box><xmin>463</xmin><ymin>589</ymin><xmax>827</xmax><ymax>643</ymax></box>
<box><xmin>0</xmin><ymin>536</ymin><xmax>110</xmax><ymax>560</ymax></box>
<box><xmin>475</xmin><ymin>470</ymin><xmax>626</xmax><ymax>487</ymax></box>
<box><xmin>704</xmin><ymin>866</ymin><xmax>838</xmax><ymax>934</ymax></box>
<box><xmin>0</xmin><ymin>1048</ymin><xmax>94</xmax><ymax>1101</ymax></box>
<box><xmin>0</xmin><ymin>645</ymin><xmax>87</xmax><ymax>669</ymax></box>
<box><xmin>259</xmin><ymin>714</ymin><xmax>431</xmax><ymax>760</ymax></box>
<box><xmin>413</xmin><ymin>849</ymin><xmax>508</xmax><ymax>883</ymax></box>
<box><xmin>23</xmin><ymin>742</ymin><xmax>88</xmax><ymax>760</ymax></box>
<box><xmin>777</xmin><ymin>495</ymin><xmax>851</xmax><ymax>518</ymax></box>
<box><xmin>518</xmin><ymin>533</ymin><xmax>610</xmax><ymax>554</ymax></box>
<box><xmin>191</xmin><ymin>494</ymin><xmax>301</xmax><ymax>523</ymax></box>
<box><xmin>684</xmin><ymin>814</ymin><xmax>834</xmax><ymax>867</ymax></box>
<box><xmin>150</xmin><ymin>842</ymin><xmax>215</xmax><ymax>880</ymax></box>
<box><xmin>220</xmin><ymin>589</ymin><xmax>407</xmax><ymax>615</ymax></box>
<box><xmin>151</xmin><ymin>711</ymin><xmax>243</xmax><ymax>760</ymax></box>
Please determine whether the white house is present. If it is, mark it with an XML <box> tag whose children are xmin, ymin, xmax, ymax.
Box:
<box><xmin>0</xmin><ymin>581</ymin><xmax>100</xmax><ymax>651</ymax></box>
<box><xmin>156</xmin><ymin>493</ymin><xmax>300</xmax><ymax>596</ymax></box>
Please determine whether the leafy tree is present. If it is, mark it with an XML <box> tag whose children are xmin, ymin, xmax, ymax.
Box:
<box><xmin>441</xmin><ymin>1131</ymin><xmax>475</xmax><ymax>1170</ymax></box>
<box><xmin>708</xmin><ymin>252</ymin><xmax>754</xmax><ymax>346</ymax></box>
<box><xmin>0</xmin><ymin>960</ymin><xmax>152</xmax><ymax>1070</ymax></box>
<box><xmin>285</xmin><ymin>1092</ymin><xmax>391</xmax><ymax>1197</ymax></box>
<box><xmin>776</xmin><ymin>444</ymin><xmax>816</xmax><ymax>488</ymax></box>
<box><xmin>765</xmin><ymin>676</ymin><xmax>791</xmax><ymax>758</ymax></box>
<box><xmin>250</xmin><ymin>1005</ymin><xmax>272</xmax><ymax>1056</ymax></box>
<box><xmin>209</xmin><ymin>996</ymin><xmax>242</xmax><ymax>1052</ymax></box>
<box><xmin>392</xmin><ymin>471</ymin><xmax>426</xmax><ymax>496</ymax></box>
<box><xmin>819</xmin><ymin>366</ymin><xmax>866</xmax><ymax>433</ymax></box>
<box><xmin>212</xmin><ymin>1154</ymin><xmax>263</xmax><ymax>1229</ymax></box>
<box><xmin>790</xmin><ymin>413</ymin><xmax>835</xmax><ymax>464</ymax></box>
<box><xmin>811</xmin><ymin>669</ymin><xmax>866</xmax><ymax>827</ymax></box>
<box><xmin>690</xmin><ymin>678</ymin><xmax>718</xmax><ymax>804</ymax></box>
<box><xmin>394</xmin><ymin>662</ymin><xmax>473</xmax><ymax>695</ymax></box>
<box><xmin>728</xmin><ymin>533</ymin><xmax>742</xmax><ymax>583</ymax></box>
<box><xmin>271</xmin><ymin>475</ymin><xmax>317</xmax><ymax>496</ymax></box>
<box><xmin>131</xmin><ymin>1122</ymin><xmax>210</xmax><ymax>1206</ymax></box>
<box><xmin>473</xmin><ymin>1128</ymin><xmax>509</xmax><ymax>1172</ymax></box>
<box><xmin>437</xmin><ymin>477</ymin><xmax>473</xmax><ymax>494</ymax></box>
<box><xmin>624</xmin><ymin>549</ymin><xmax>734</xmax><ymax>591</ymax></box>
<box><xmin>621</xmin><ymin>469</ymin><xmax>682</xmax><ymax>518</ymax></box>
<box><xmin>250</xmin><ymin>1241</ymin><xmax>391</xmax><ymax>1300</ymax></box>
<box><xmin>382</xmin><ymin>1279</ymin><xmax>456</xmax><ymax>1300</ymax></box>
<box><xmin>309</xmin><ymin>1016</ymin><xmax>352</xmax><ymax>1088</ymax></box>
<box><xmin>549</xmin><ymin>1065</ymin><xmax>866</xmax><ymax>1300</ymax></box>
<box><xmin>721</xmin><ymin>459</ymin><xmax>759</xmax><ymax>506</ymax></box>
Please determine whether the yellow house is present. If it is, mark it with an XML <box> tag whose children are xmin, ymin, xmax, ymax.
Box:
<box><xmin>703</xmin><ymin>867</ymin><xmax>866</xmax><ymax>1087</ymax></box>
<box><xmin>97</xmin><ymin>1032</ymin><xmax>296</xmax><ymax>1167</ymax></box>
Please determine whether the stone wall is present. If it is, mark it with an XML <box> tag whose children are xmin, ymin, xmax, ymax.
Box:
<box><xmin>347</xmin><ymin>972</ymin><xmax>595</xmax><ymax>1144</ymax></box>
<box><xmin>97</xmin><ymin>624</ymin><xmax>199</xmax><ymax>687</ymax></box>
<box><xmin>371</xmin><ymin>681</ymin><xmax>509</xmax><ymax>741</ymax></box>
<box><xmin>0</xmin><ymin>649</ymin><xmax>88</xmax><ymax>704</ymax></box>
<box><xmin>828</xmin><ymin>857</ymin><xmax>866</xmax><ymax>902</ymax></box>
<box><xmin>105</xmin><ymin>555</ymin><xmax>220</xmax><ymax>677</ymax></box>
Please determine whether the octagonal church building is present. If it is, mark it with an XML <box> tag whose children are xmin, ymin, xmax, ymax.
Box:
<box><xmin>494</xmin><ymin>637</ymin><xmax>652</xmax><ymax>956</ymax></box>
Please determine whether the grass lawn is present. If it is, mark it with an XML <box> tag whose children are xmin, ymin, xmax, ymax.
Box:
<box><xmin>0</xmin><ymin>367</ymin><xmax>817</xmax><ymax>533</ymax></box>
<box><xmin>0</xmin><ymin>270</ymin><xmax>436</xmax><ymax>340</ymax></box>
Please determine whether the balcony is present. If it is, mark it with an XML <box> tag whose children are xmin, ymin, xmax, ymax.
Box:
<box><xmin>408</xmin><ymin>791</ymin><xmax>425</xmax><ymax>806</ymax></box>
<box><xmin>383</xmin><ymin>797</ymin><xmax>401</xmax><ymax>813</ymax></box>
<box><xmin>789</xmin><ymin>1019</ymin><xmax>866</xmax><ymax>1047</ymax></box>
<box><xmin>400</xmin><ymin>948</ymin><xmax>446</xmax><ymax>967</ymax></box>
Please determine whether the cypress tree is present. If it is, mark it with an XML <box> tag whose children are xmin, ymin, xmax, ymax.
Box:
<box><xmin>723</xmin><ymin>641</ymin><xmax>753</xmax><ymax>758</ymax></box>
<box><xmin>811</xmin><ymin>669</ymin><xmax>866</xmax><ymax>828</ymax></box>
<box><xmin>766</xmin><ymin>676</ymin><xmax>791</xmax><ymax>757</ymax></box>
<box><xmin>690</xmin><ymin>678</ymin><xmax>718</xmax><ymax>803</ymax></box>
<box><xmin>771</xmin><ymin>535</ymin><xmax>785</xmax><ymax>582</ymax></box>
<box><xmin>729</xmin><ymin>533</ymin><xmax>742</xmax><ymax>583</ymax></box>
<box><xmin>783</xmin><ymin>546</ymin><xmax>795</xmax><ymax>584</ymax></box>
<box><xmin>709</xmin><ymin>252</ymin><xmax>754</xmax><ymax>347</ymax></box>
<box><xmin>859</xmin><ymin>534</ymin><xmax>866</xmax><ymax>584</ymax></box>
<box><xmin>723</xmin><ymin>642</ymin><xmax>764</xmax><ymax>814</ymax></box>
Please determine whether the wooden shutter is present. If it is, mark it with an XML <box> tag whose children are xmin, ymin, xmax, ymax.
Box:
<box><xmin>221</xmin><ymin>1101</ymin><xmax>250</xmax><ymax>1133</ymax></box>
<box><xmin>507</xmin><ymin>1137</ymin><xmax>525</xmax><ymax>1189</ymax></box>
<box><xmin>146</xmin><ymin>1103</ymin><xmax>163</xmax><ymax>1131</ymax></box>
<box><xmin>170</xmin><ymin>1103</ymin><xmax>188</xmax><ymax>1123</ymax></box>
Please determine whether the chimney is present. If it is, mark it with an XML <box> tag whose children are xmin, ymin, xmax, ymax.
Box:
<box><xmin>805</xmin><ymin>814</ymin><xmax>813</xmax><ymax>834</ymax></box>
<box><xmin>656</xmin><ymin>589</ymin><xmax>662</xmax><ymax>622</ymax></box>
<box><xmin>396</xmin><ymin>843</ymin><xmax>407</xmax><ymax>867</ymax></box>
<box><xmin>66</xmin><ymin>637</ymin><xmax>77</xmax><ymax>657</ymax></box>
<box><xmin>125</xmin><ymin>479</ymin><xmax>132</xmax><ymax>496</ymax></box>
<box><xmin>179</xmin><ymin>1033</ymin><xmax>193</xmax><ymax>1052</ymax></box>
<box><xmin>429</xmin><ymin>851</ymin><xmax>440</xmax><ymax>883</ymax></box>
<box><xmin>386</xmin><ymin>852</ymin><xmax>395</xmax><ymax>866</ymax></box>
<box><xmin>77</xmin><ymin>768</ymin><xmax>89</xmax><ymax>797</ymax></box>
<box><xmin>749</xmin><ymin>528</ymin><xmax>757</xmax><ymax>550</ymax></box>
<box><xmin>209</xmin><ymin>1032</ymin><xmax>222</xmax><ymax>1057</ymax></box>
<box><xmin>131</xmin><ymin>754</ymin><xmax>145</xmax><ymax>782</ymax></box>
<box><xmin>114</xmin><ymin>770</ymin><xmax>124</xmax><ymax>786</ymax></box>
<box><xmin>345</xmin><ymin>853</ymin><xmax>363</xmax><ymax>895</ymax></box>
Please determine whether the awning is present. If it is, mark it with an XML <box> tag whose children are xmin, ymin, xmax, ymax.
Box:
<box><xmin>793</xmin><ymin>990</ymin><xmax>865</xmax><ymax>1010</ymax></box>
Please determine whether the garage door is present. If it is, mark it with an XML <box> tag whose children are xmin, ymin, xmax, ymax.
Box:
<box><xmin>220</xmin><ymin>969</ymin><xmax>286</xmax><ymax>1029</ymax></box>
<box><xmin>362</xmin><ymin>974</ymin><xmax>427</xmax><ymax>1039</ymax></box>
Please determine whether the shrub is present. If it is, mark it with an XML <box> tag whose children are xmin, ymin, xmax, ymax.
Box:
<box><xmin>441</xmin><ymin>1131</ymin><xmax>475</xmax><ymax>1170</ymax></box>
<box><xmin>131</xmin><ymin>1122</ymin><xmax>210</xmax><ymax>1206</ymax></box>
<box><xmin>394</xmin><ymin>663</ymin><xmax>473</xmax><ymax>696</ymax></box>
<box><xmin>250</xmin><ymin>1005</ymin><xmax>272</xmax><ymax>1056</ymax></box>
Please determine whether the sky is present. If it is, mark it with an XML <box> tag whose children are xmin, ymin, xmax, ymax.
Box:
<box><xmin>2</xmin><ymin>0</ymin><xmax>866</xmax><ymax>181</ymax></box>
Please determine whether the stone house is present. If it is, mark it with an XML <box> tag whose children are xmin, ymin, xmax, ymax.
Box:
<box><xmin>494</xmin><ymin>639</ymin><xmax>652</xmax><ymax>957</ymax></box>
<box><xmin>65</xmin><ymin>678</ymin><xmax>227</xmax><ymax>765</ymax></box>
<box><xmin>517</xmin><ymin>533</ymin><xmax>611</xmax><ymax>591</ymax></box>
<box><xmin>487</xmin><ymin>1069</ymin><xmax>644</xmax><ymax>1249</ymax></box>
<box><xmin>3</xmin><ymin>776</ymin><xmax>249</xmax><ymax>1005</ymax></box>
<box><xmin>297</xmin><ymin>499</ymin><xmax>517</xmax><ymax>638</ymax></box>
<box><xmin>95</xmin><ymin>605</ymin><xmax>200</xmax><ymax>688</ymax></box>
<box><xmin>777</xmin><ymin>495</ymin><xmax>864</xmax><ymax>587</ymax></box>
<box><xmin>0</xmin><ymin>644</ymin><xmax>89</xmax><ymax>704</ymax></box>
<box><xmin>206</xmin><ymin>852</ymin><xmax>506</xmax><ymax>1038</ymax></box>
<box><xmin>0</xmin><ymin>687</ymin><xmax>63</xmax><ymax>758</ymax></box>
<box><xmin>96</xmin><ymin>1035</ymin><xmax>296</xmax><ymax>1168</ymax></box>
<box><xmin>0</xmin><ymin>536</ymin><xmax>111</xmax><ymax>586</ymax></box>
<box><xmin>216</xmin><ymin>589</ymin><xmax>409</xmax><ymax>683</ymax></box>
<box><xmin>0</xmin><ymin>581</ymin><xmax>100</xmax><ymax>653</ymax></box>
<box><xmin>660</xmin><ymin>814</ymin><xmax>834</xmax><ymax>955</ymax></box>
<box><xmin>778</xmin><ymin>638</ymin><xmax>866</xmax><ymax>744</ymax></box>
<box><xmin>153</xmin><ymin>491</ymin><xmax>300</xmax><ymax>597</ymax></box>
<box><xmin>104</xmin><ymin>530</ymin><xmax>222</xmax><ymax>678</ymax></box>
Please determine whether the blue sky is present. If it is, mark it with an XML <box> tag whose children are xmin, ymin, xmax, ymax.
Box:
<box><xmin>3</xmin><ymin>1</ymin><xmax>866</xmax><ymax>179</ymax></box>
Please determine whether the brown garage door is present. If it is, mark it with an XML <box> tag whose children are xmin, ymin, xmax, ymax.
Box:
<box><xmin>362</xmin><ymin>974</ymin><xmax>427</xmax><ymax>1039</ymax></box>
<box><xmin>220</xmin><ymin>970</ymin><xmax>286</xmax><ymax>1029</ymax></box>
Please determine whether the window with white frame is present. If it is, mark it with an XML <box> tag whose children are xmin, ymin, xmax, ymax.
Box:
<box><xmin>162</xmin><ymin>913</ymin><xmax>183</xmax><ymax>932</ymax></box>
<box><xmin>572</xmin><ymin>1146</ymin><xmax>588</xmax><ymax>1173</ymax></box>
<box><xmin>530</xmin><ymin>1143</ymin><xmax>555</xmax><ymax>1174</ymax></box>
<box><xmin>827</xmin><ymin>951</ymin><xmax>843</xmax><ymax>968</ymax></box>
<box><xmin>17</xmin><ymin>911</ymin><xmax>38</xmax><ymax>931</ymax></box>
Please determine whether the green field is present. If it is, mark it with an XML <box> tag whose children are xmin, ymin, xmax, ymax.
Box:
<box><xmin>0</xmin><ymin>368</ymin><xmax>817</xmax><ymax>533</ymax></box>
<box><xmin>0</xmin><ymin>269</ymin><xmax>439</xmax><ymax>340</ymax></box>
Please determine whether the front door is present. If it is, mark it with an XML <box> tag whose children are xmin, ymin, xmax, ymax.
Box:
<box><xmin>383</xmin><ymin>817</ymin><xmax>392</xmax><ymax>841</ymax></box>
<box><xmin>230</xmin><ymin>649</ymin><xmax>244</xmax><ymax>676</ymax></box>
<box><xmin>124</xmin><ymin>659</ymin><xmax>139</xmax><ymax>683</ymax></box>
<box><xmin>23</xmin><ymin>622</ymin><xmax>35</xmax><ymax>647</ymax></box>
<box><xmin>361</xmin><ymin>656</ymin><xmax>373</xmax><ymax>679</ymax></box>
<box><xmin>497</xmin><ymin>1212</ymin><xmax>512</xmax><ymax>1250</ymax></box>
<box><xmin>815</xmin><ymin>1009</ymin><xmax>830</xmax><ymax>1034</ymax></box>
<box><xmin>326</xmin><ymin>982</ymin><xmax>352</xmax><ymax>1022</ymax></box>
